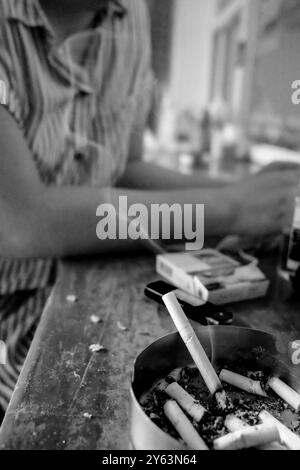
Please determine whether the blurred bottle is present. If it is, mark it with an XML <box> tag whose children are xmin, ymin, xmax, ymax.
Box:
<box><xmin>287</xmin><ymin>196</ymin><xmax>300</xmax><ymax>271</ymax></box>
<box><xmin>174</xmin><ymin>109</ymin><xmax>201</xmax><ymax>173</ymax></box>
<box><xmin>280</xmin><ymin>191</ymin><xmax>300</xmax><ymax>285</ymax></box>
<box><xmin>209</xmin><ymin>99</ymin><xmax>228</xmax><ymax>177</ymax></box>
<box><xmin>193</xmin><ymin>109</ymin><xmax>211</xmax><ymax>167</ymax></box>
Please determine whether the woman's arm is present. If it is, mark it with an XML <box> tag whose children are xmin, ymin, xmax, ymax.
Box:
<box><xmin>120</xmin><ymin>131</ymin><xmax>228</xmax><ymax>190</ymax></box>
<box><xmin>118</xmin><ymin>160</ymin><xmax>229</xmax><ymax>190</ymax></box>
<box><xmin>0</xmin><ymin>106</ymin><xmax>233</xmax><ymax>259</ymax></box>
<box><xmin>0</xmin><ymin>107</ymin><xmax>298</xmax><ymax>260</ymax></box>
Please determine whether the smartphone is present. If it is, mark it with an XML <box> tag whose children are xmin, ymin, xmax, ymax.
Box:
<box><xmin>144</xmin><ymin>280</ymin><xmax>233</xmax><ymax>326</ymax></box>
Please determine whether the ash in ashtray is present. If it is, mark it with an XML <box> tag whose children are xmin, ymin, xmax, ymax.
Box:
<box><xmin>140</xmin><ymin>366</ymin><xmax>300</xmax><ymax>449</ymax></box>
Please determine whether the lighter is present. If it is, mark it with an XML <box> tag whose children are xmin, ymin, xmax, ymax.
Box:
<box><xmin>144</xmin><ymin>280</ymin><xmax>233</xmax><ymax>326</ymax></box>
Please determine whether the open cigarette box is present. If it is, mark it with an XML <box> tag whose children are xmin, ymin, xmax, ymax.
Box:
<box><xmin>156</xmin><ymin>249</ymin><xmax>270</xmax><ymax>305</ymax></box>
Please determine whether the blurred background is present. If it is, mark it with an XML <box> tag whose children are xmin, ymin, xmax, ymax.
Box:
<box><xmin>145</xmin><ymin>0</ymin><xmax>300</xmax><ymax>180</ymax></box>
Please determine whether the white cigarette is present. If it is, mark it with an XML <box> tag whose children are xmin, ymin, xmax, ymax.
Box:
<box><xmin>213</xmin><ymin>423</ymin><xmax>280</xmax><ymax>451</ymax></box>
<box><xmin>163</xmin><ymin>400</ymin><xmax>208</xmax><ymax>450</ymax></box>
<box><xmin>220</xmin><ymin>369</ymin><xmax>267</xmax><ymax>397</ymax></box>
<box><xmin>259</xmin><ymin>410</ymin><xmax>300</xmax><ymax>450</ymax></box>
<box><xmin>162</xmin><ymin>292</ymin><xmax>222</xmax><ymax>395</ymax></box>
<box><xmin>165</xmin><ymin>382</ymin><xmax>206</xmax><ymax>423</ymax></box>
<box><xmin>225</xmin><ymin>415</ymin><xmax>286</xmax><ymax>450</ymax></box>
<box><xmin>268</xmin><ymin>377</ymin><xmax>300</xmax><ymax>411</ymax></box>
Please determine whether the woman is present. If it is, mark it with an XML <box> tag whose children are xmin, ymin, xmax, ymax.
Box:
<box><xmin>0</xmin><ymin>0</ymin><xmax>298</xmax><ymax>415</ymax></box>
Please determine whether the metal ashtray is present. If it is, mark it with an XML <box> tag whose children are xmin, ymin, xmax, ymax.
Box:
<box><xmin>130</xmin><ymin>326</ymin><xmax>300</xmax><ymax>450</ymax></box>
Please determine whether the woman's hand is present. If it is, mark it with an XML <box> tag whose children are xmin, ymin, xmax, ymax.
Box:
<box><xmin>258</xmin><ymin>162</ymin><xmax>300</xmax><ymax>174</ymax></box>
<box><xmin>229</xmin><ymin>170</ymin><xmax>300</xmax><ymax>237</ymax></box>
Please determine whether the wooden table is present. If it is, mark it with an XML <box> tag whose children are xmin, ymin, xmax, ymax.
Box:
<box><xmin>0</xmin><ymin>251</ymin><xmax>300</xmax><ymax>450</ymax></box>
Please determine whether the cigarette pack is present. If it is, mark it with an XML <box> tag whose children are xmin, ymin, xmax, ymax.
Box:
<box><xmin>156</xmin><ymin>249</ymin><xmax>270</xmax><ymax>305</ymax></box>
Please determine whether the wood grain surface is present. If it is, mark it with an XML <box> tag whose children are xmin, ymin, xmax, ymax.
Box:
<box><xmin>0</xmin><ymin>251</ymin><xmax>299</xmax><ymax>449</ymax></box>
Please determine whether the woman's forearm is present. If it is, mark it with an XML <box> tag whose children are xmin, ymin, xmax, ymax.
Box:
<box><xmin>3</xmin><ymin>185</ymin><xmax>234</xmax><ymax>259</ymax></box>
<box><xmin>0</xmin><ymin>106</ymin><xmax>233</xmax><ymax>260</ymax></box>
<box><xmin>53</xmin><ymin>186</ymin><xmax>234</xmax><ymax>257</ymax></box>
<box><xmin>118</xmin><ymin>161</ymin><xmax>230</xmax><ymax>190</ymax></box>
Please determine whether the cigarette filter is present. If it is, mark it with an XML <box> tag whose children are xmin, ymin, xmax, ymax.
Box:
<box><xmin>259</xmin><ymin>410</ymin><xmax>300</xmax><ymax>450</ymax></box>
<box><xmin>165</xmin><ymin>382</ymin><xmax>206</xmax><ymax>423</ymax></box>
<box><xmin>164</xmin><ymin>400</ymin><xmax>208</xmax><ymax>450</ymax></box>
<box><xmin>220</xmin><ymin>369</ymin><xmax>267</xmax><ymax>397</ymax></box>
<box><xmin>213</xmin><ymin>423</ymin><xmax>280</xmax><ymax>451</ymax></box>
<box><xmin>268</xmin><ymin>377</ymin><xmax>300</xmax><ymax>411</ymax></box>
<box><xmin>225</xmin><ymin>415</ymin><xmax>286</xmax><ymax>450</ymax></box>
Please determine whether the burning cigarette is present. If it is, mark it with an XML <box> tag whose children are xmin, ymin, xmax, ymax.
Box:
<box><xmin>259</xmin><ymin>410</ymin><xmax>300</xmax><ymax>450</ymax></box>
<box><xmin>268</xmin><ymin>377</ymin><xmax>300</xmax><ymax>411</ymax></box>
<box><xmin>225</xmin><ymin>415</ymin><xmax>286</xmax><ymax>450</ymax></box>
<box><xmin>165</xmin><ymin>382</ymin><xmax>206</xmax><ymax>423</ymax></box>
<box><xmin>162</xmin><ymin>292</ymin><xmax>222</xmax><ymax>395</ymax></box>
<box><xmin>220</xmin><ymin>369</ymin><xmax>267</xmax><ymax>397</ymax></box>
<box><xmin>213</xmin><ymin>423</ymin><xmax>280</xmax><ymax>451</ymax></box>
<box><xmin>163</xmin><ymin>400</ymin><xmax>208</xmax><ymax>450</ymax></box>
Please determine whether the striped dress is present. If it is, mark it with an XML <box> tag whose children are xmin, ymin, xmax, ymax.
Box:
<box><xmin>0</xmin><ymin>0</ymin><xmax>153</xmax><ymax>411</ymax></box>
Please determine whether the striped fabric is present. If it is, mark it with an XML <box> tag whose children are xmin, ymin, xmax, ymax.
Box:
<box><xmin>0</xmin><ymin>0</ymin><xmax>153</xmax><ymax>410</ymax></box>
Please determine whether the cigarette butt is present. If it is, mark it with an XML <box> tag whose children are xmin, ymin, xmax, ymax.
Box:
<box><xmin>220</xmin><ymin>369</ymin><xmax>267</xmax><ymax>397</ymax></box>
<box><xmin>213</xmin><ymin>423</ymin><xmax>280</xmax><ymax>451</ymax></box>
<box><xmin>165</xmin><ymin>382</ymin><xmax>206</xmax><ymax>423</ymax></box>
<box><xmin>268</xmin><ymin>377</ymin><xmax>300</xmax><ymax>411</ymax></box>
<box><xmin>164</xmin><ymin>400</ymin><xmax>208</xmax><ymax>450</ymax></box>
<box><xmin>167</xmin><ymin>368</ymin><xmax>182</xmax><ymax>382</ymax></box>
<box><xmin>162</xmin><ymin>292</ymin><xmax>222</xmax><ymax>395</ymax></box>
<box><xmin>259</xmin><ymin>410</ymin><xmax>300</xmax><ymax>450</ymax></box>
<box><xmin>225</xmin><ymin>415</ymin><xmax>286</xmax><ymax>450</ymax></box>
